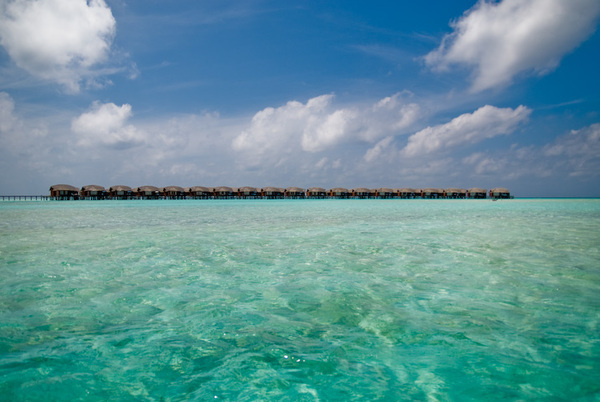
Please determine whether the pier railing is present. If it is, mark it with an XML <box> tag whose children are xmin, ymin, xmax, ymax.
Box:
<box><xmin>0</xmin><ymin>195</ymin><xmax>50</xmax><ymax>201</ymax></box>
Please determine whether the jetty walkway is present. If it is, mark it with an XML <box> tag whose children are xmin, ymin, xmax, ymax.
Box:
<box><xmin>0</xmin><ymin>195</ymin><xmax>50</xmax><ymax>201</ymax></box>
<box><xmin>38</xmin><ymin>185</ymin><xmax>513</xmax><ymax>201</ymax></box>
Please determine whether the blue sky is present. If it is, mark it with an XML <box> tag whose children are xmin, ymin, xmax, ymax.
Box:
<box><xmin>1</xmin><ymin>0</ymin><xmax>599</xmax><ymax>197</ymax></box>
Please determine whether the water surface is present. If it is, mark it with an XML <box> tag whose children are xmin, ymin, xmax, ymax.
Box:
<box><xmin>1</xmin><ymin>199</ymin><xmax>599</xmax><ymax>400</ymax></box>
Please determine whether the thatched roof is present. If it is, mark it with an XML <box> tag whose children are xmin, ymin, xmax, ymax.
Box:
<box><xmin>422</xmin><ymin>188</ymin><xmax>443</xmax><ymax>193</ymax></box>
<box><xmin>308</xmin><ymin>187</ymin><xmax>326</xmax><ymax>193</ymax></box>
<box><xmin>468</xmin><ymin>188</ymin><xmax>487</xmax><ymax>193</ymax></box>
<box><xmin>378</xmin><ymin>188</ymin><xmax>394</xmax><ymax>193</ymax></box>
<box><xmin>188</xmin><ymin>186</ymin><xmax>210</xmax><ymax>192</ymax></box>
<box><xmin>491</xmin><ymin>187</ymin><xmax>510</xmax><ymax>194</ymax></box>
<box><xmin>81</xmin><ymin>185</ymin><xmax>105</xmax><ymax>192</ymax></box>
<box><xmin>136</xmin><ymin>185</ymin><xmax>159</xmax><ymax>192</ymax></box>
<box><xmin>353</xmin><ymin>187</ymin><xmax>373</xmax><ymax>193</ymax></box>
<box><xmin>163</xmin><ymin>186</ymin><xmax>185</xmax><ymax>192</ymax></box>
<box><xmin>262</xmin><ymin>186</ymin><xmax>284</xmax><ymax>193</ymax></box>
<box><xmin>285</xmin><ymin>187</ymin><xmax>305</xmax><ymax>193</ymax></box>
<box><xmin>109</xmin><ymin>185</ymin><xmax>132</xmax><ymax>192</ymax></box>
<box><xmin>213</xmin><ymin>186</ymin><xmax>233</xmax><ymax>193</ymax></box>
<box><xmin>395</xmin><ymin>188</ymin><xmax>417</xmax><ymax>193</ymax></box>
<box><xmin>238</xmin><ymin>186</ymin><xmax>258</xmax><ymax>193</ymax></box>
<box><xmin>50</xmin><ymin>184</ymin><xmax>78</xmax><ymax>192</ymax></box>
<box><xmin>330</xmin><ymin>187</ymin><xmax>349</xmax><ymax>194</ymax></box>
<box><xmin>445</xmin><ymin>188</ymin><xmax>467</xmax><ymax>194</ymax></box>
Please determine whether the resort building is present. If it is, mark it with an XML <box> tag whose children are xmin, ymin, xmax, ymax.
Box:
<box><xmin>307</xmin><ymin>187</ymin><xmax>327</xmax><ymax>198</ymax></box>
<box><xmin>261</xmin><ymin>187</ymin><xmax>285</xmax><ymax>199</ymax></box>
<box><xmin>468</xmin><ymin>188</ymin><xmax>487</xmax><ymax>199</ymax></box>
<box><xmin>162</xmin><ymin>186</ymin><xmax>186</xmax><ymax>199</ymax></box>
<box><xmin>285</xmin><ymin>187</ymin><xmax>306</xmax><ymax>198</ymax></box>
<box><xmin>352</xmin><ymin>188</ymin><xmax>375</xmax><ymax>199</ymax></box>
<box><xmin>421</xmin><ymin>188</ymin><xmax>444</xmax><ymax>199</ymax></box>
<box><xmin>108</xmin><ymin>185</ymin><xmax>133</xmax><ymax>200</ymax></box>
<box><xmin>490</xmin><ymin>188</ymin><xmax>511</xmax><ymax>199</ymax></box>
<box><xmin>188</xmin><ymin>186</ymin><xmax>212</xmax><ymax>199</ymax></box>
<box><xmin>81</xmin><ymin>185</ymin><xmax>105</xmax><ymax>200</ymax></box>
<box><xmin>135</xmin><ymin>186</ymin><xmax>160</xmax><ymax>199</ymax></box>
<box><xmin>329</xmin><ymin>188</ymin><xmax>350</xmax><ymax>198</ymax></box>
<box><xmin>237</xmin><ymin>187</ymin><xmax>259</xmax><ymax>198</ymax></box>
<box><xmin>396</xmin><ymin>188</ymin><xmax>418</xmax><ymax>198</ymax></box>
<box><xmin>377</xmin><ymin>188</ymin><xmax>395</xmax><ymax>198</ymax></box>
<box><xmin>49</xmin><ymin>184</ymin><xmax>512</xmax><ymax>200</ymax></box>
<box><xmin>213</xmin><ymin>186</ymin><xmax>234</xmax><ymax>199</ymax></box>
<box><xmin>444</xmin><ymin>188</ymin><xmax>467</xmax><ymax>199</ymax></box>
<box><xmin>50</xmin><ymin>184</ymin><xmax>79</xmax><ymax>200</ymax></box>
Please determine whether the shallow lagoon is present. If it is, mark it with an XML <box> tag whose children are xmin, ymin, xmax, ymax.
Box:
<box><xmin>1</xmin><ymin>199</ymin><xmax>599</xmax><ymax>400</ymax></box>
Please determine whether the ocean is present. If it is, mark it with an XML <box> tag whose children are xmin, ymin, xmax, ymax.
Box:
<box><xmin>0</xmin><ymin>199</ymin><xmax>599</xmax><ymax>401</ymax></box>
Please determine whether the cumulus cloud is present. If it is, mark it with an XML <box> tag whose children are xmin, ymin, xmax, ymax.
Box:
<box><xmin>233</xmin><ymin>92</ymin><xmax>420</xmax><ymax>159</ymax></box>
<box><xmin>402</xmin><ymin>105</ymin><xmax>531</xmax><ymax>157</ymax></box>
<box><xmin>425</xmin><ymin>0</ymin><xmax>600</xmax><ymax>92</ymax></box>
<box><xmin>71</xmin><ymin>102</ymin><xmax>146</xmax><ymax>149</ymax></box>
<box><xmin>0</xmin><ymin>0</ymin><xmax>116</xmax><ymax>92</ymax></box>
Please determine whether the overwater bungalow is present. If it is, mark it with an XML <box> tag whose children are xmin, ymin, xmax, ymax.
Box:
<box><xmin>50</xmin><ymin>184</ymin><xmax>79</xmax><ymax>200</ymax></box>
<box><xmin>467</xmin><ymin>188</ymin><xmax>487</xmax><ymax>199</ymax></box>
<box><xmin>329</xmin><ymin>188</ymin><xmax>350</xmax><ymax>198</ymax></box>
<box><xmin>421</xmin><ymin>188</ymin><xmax>444</xmax><ymax>199</ymax></box>
<box><xmin>377</xmin><ymin>188</ymin><xmax>395</xmax><ymax>199</ymax></box>
<box><xmin>47</xmin><ymin>183</ymin><xmax>514</xmax><ymax>200</ymax></box>
<box><xmin>81</xmin><ymin>185</ymin><xmax>105</xmax><ymax>200</ymax></box>
<box><xmin>213</xmin><ymin>186</ymin><xmax>234</xmax><ymax>199</ymax></box>
<box><xmin>108</xmin><ymin>185</ymin><xmax>133</xmax><ymax>200</ymax></box>
<box><xmin>445</xmin><ymin>188</ymin><xmax>467</xmax><ymax>199</ymax></box>
<box><xmin>262</xmin><ymin>187</ymin><xmax>285</xmax><ymax>199</ymax></box>
<box><xmin>307</xmin><ymin>187</ymin><xmax>327</xmax><ymax>198</ymax></box>
<box><xmin>396</xmin><ymin>188</ymin><xmax>418</xmax><ymax>199</ymax></box>
<box><xmin>352</xmin><ymin>188</ymin><xmax>375</xmax><ymax>199</ymax></box>
<box><xmin>135</xmin><ymin>185</ymin><xmax>160</xmax><ymax>199</ymax></box>
<box><xmin>237</xmin><ymin>186</ymin><xmax>259</xmax><ymax>198</ymax></box>
<box><xmin>285</xmin><ymin>187</ymin><xmax>306</xmax><ymax>198</ymax></box>
<box><xmin>188</xmin><ymin>186</ymin><xmax>211</xmax><ymax>199</ymax></box>
<box><xmin>490</xmin><ymin>187</ymin><xmax>511</xmax><ymax>199</ymax></box>
<box><xmin>162</xmin><ymin>186</ymin><xmax>186</xmax><ymax>199</ymax></box>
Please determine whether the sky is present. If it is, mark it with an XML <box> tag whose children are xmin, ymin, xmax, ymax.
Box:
<box><xmin>1</xmin><ymin>0</ymin><xmax>600</xmax><ymax>197</ymax></box>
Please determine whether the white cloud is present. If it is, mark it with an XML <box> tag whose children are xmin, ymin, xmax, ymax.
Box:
<box><xmin>3</xmin><ymin>91</ymin><xmax>599</xmax><ymax>196</ymax></box>
<box><xmin>302</xmin><ymin>108</ymin><xmax>356</xmax><ymax>152</ymax></box>
<box><xmin>364</xmin><ymin>136</ymin><xmax>394</xmax><ymax>163</ymax></box>
<box><xmin>0</xmin><ymin>0</ymin><xmax>116</xmax><ymax>92</ymax></box>
<box><xmin>71</xmin><ymin>102</ymin><xmax>146</xmax><ymax>149</ymax></box>
<box><xmin>232</xmin><ymin>95</ymin><xmax>331</xmax><ymax>158</ymax></box>
<box><xmin>360</xmin><ymin>93</ymin><xmax>420</xmax><ymax>143</ymax></box>
<box><xmin>425</xmin><ymin>0</ymin><xmax>600</xmax><ymax>92</ymax></box>
<box><xmin>543</xmin><ymin>123</ymin><xmax>600</xmax><ymax>176</ymax></box>
<box><xmin>233</xmin><ymin>93</ymin><xmax>420</xmax><ymax>158</ymax></box>
<box><xmin>461</xmin><ymin>123</ymin><xmax>600</xmax><ymax>181</ymax></box>
<box><xmin>402</xmin><ymin>105</ymin><xmax>531</xmax><ymax>157</ymax></box>
<box><xmin>462</xmin><ymin>152</ymin><xmax>507</xmax><ymax>176</ymax></box>
<box><xmin>0</xmin><ymin>92</ymin><xmax>55</xmax><ymax>187</ymax></box>
<box><xmin>0</xmin><ymin>91</ymin><xmax>47</xmax><ymax>149</ymax></box>
<box><xmin>315</xmin><ymin>157</ymin><xmax>328</xmax><ymax>169</ymax></box>
<box><xmin>0</xmin><ymin>91</ymin><xmax>17</xmax><ymax>133</ymax></box>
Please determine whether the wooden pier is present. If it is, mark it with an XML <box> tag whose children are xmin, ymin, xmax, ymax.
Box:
<box><xmin>0</xmin><ymin>195</ymin><xmax>50</xmax><ymax>201</ymax></box>
<box><xmin>1</xmin><ymin>186</ymin><xmax>514</xmax><ymax>201</ymax></box>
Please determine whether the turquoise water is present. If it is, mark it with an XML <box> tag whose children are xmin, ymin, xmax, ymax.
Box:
<box><xmin>0</xmin><ymin>199</ymin><xmax>599</xmax><ymax>401</ymax></box>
